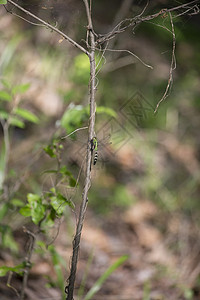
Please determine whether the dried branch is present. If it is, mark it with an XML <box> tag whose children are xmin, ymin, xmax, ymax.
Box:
<box><xmin>96</xmin><ymin>0</ymin><xmax>200</xmax><ymax>45</ymax></box>
<box><xmin>154</xmin><ymin>12</ymin><xmax>176</xmax><ymax>113</ymax></box>
<box><xmin>20</xmin><ymin>228</ymin><xmax>36</xmax><ymax>300</ymax></box>
<box><xmin>6</xmin><ymin>0</ymin><xmax>89</xmax><ymax>56</ymax></box>
<box><xmin>100</xmin><ymin>48</ymin><xmax>153</xmax><ymax>70</ymax></box>
<box><xmin>65</xmin><ymin>0</ymin><xmax>96</xmax><ymax>299</ymax></box>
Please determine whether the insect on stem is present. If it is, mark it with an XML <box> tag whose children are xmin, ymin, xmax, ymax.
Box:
<box><xmin>90</xmin><ymin>137</ymin><xmax>98</xmax><ymax>167</ymax></box>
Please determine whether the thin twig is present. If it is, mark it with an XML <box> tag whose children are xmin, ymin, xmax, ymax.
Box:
<box><xmin>154</xmin><ymin>12</ymin><xmax>176</xmax><ymax>113</ymax></box>
<box><xmin>99</xmin><ymin>48</ymin><xmax>153</xmax><ymax>69</ymax></box>
<box><xmin>20</xmin><ymin>228</ymin><xmax>36</xmax><ymax>300</ymax></box>
<box><xmin>6</xmin><ymin>0</ymin><xmax>89</xmax><ymax>56</ymax></box>
<box><xmin>61</xmin><ymin>127</ymin><xmax>88</xmax><ymax>139</ymax></box>
<box><xmin>65</xmin><ymin>1</ymin><xmax>96</xmax><ymax>299</ymax></box>
<box><xmin>102</xmin><ymin>55</ymin><xmax>138</xmax><ymax>73</ymax></box>
<box><xmin>96</xmin><ymin>0</ymin><xmax>200</xmax><ymax>45</ymax></box>
<box><xmin>7</xmin><ymin>272</ymin><xmax>20</xmax><ymax>298</ymax></box>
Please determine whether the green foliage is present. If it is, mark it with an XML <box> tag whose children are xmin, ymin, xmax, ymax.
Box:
<box><xmin>43</xmin><ymin>139</ymin><xmax>64</xmax><ymax>159</ymax></box>
<box><xmin>44</xmin><ymin>140</ymin><xmax>76</xmax><ymax>188</ymax></box>
<box><xmin>0</xmin><ymin>143</ymin><xmax>6</xmax><ymax>190</ymax></box>
<box><xmin>20</xmin><ymin>193</ymin><xmax>45</xmax><ymax>225</ymax></box>
<box><xmin>48</xmin><ymin>245</ymin><xmax>66</xmax><ymax>299</ymax></box>
<box><xmin>48</xmin><ymin>188</ymin><xmax>73</xmax><ymax>216</ymax></box>
<box><xmin>59</xmin><ymin>166</ymin><xmax>76</xmax><ymax>187</ymax></box>
<box><xmin>77</xmin><ymin>251</ymin><xmax>94</xmax><ymax>299</ymax></box>
<box><xmin>61</xmin><ymin>104</ymin><xmax>117</xmax><ymax>135</ymax></box>
<box><xmin>0</xmin><ymin>0</ymin><xmax>7</xmax><ymax>4</ymax></box>
<box><xmin>14</xmin><ymin>107</ymin><xmax>39</xmax><ymax>124</ymax></box>
<box><xmin>0</xmin><ymin>79</ymin><xmax>39</xmax><ymax>128</ymax></box>
<box><xmin>142</xmin><ymin>281</ymin><xmax>151</xmax><ymax>300</ymax></box>
<box><xmin>0</xmin><ymin>90</ymin><xmax>12</xmax><ymax>101</ymax></box>
<box><xmin>12</xmin><ymin>83</ymin><xmax>30</xmax><ymax>95</ymax></box>
<box><xmin>184</xmin><ymin>288</ymin><xmax>194</xmax><ymax>300</ymax></box>
<box><xmin>0</xmin><ymin>225</ymin><xmax>18</xmax><ymax>253</ymax></box>
<box><xmin>9</xmin><ymin>116</ymin><xmax>25</xmax><ymax>128</ymax></box>
<box><xmin>70</xmin><ymin>53</ymin><xmax>104</xmax><ymax>85</ymax></box>
<box><xmin>83</xmin><ymin>255</ymin><xmax>128</xmax><ymax>300</ymax></box>
<box><xmin>20</xmin><ymin>188</ymin><xmax>73</xmax><ymax>226</ymax></box>
<box><xmin>96</xmin><ymin>106</ymin><xmax>117</xmax><ymax>118</ymax></box>
<box><xmin>61</xmin><ymin>104</ymin><xmax>89</xmax><ymax>133</ymax></box>
<box><xmin>72</xmin><ymin>53</ymin><xmax>90</xmax><ymax>84</ymax></box>
<box><xmin>10</xmin><ymin>198</ymin><xmax>24</xmax><ymax>207</ymax></box>
<box><xmin>0</xmin><ymin>263</ymin><xmax>25</xmax><ymax>277</ymax></box>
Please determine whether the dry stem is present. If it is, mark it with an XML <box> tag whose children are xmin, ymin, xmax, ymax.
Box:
<box><xmin>65</xmin><ymin>0</ymin><xmax>96</xmax><ymax>299</ymax></box>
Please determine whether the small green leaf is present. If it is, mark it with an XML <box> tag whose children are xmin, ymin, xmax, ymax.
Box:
<box><xmin>14</xmin><ymin>108</ymin><xmax>39</xmax><ymax>124</ymax></box>
<box><xmin>12</xmin><ymin>83</ymin><xmax>30</xmax><ymax>95</ymax></box>
<box><xmin>69</xmin><ymin>177</ymin><xmax>76</xmax><ymax>187</ymax></box>
<box><xmin>0</xmin><ymin>264</ymin><xmax>24</xmax><ymax>277</ymax></box>
<box><xmin>27</xmin><ymin>193</ymin><xmax>45</xmax><ymax>224</ymax></box>
<box><xmin>0</xmin><ymin>0</ymin><xmax>7</xmax><ymax>5</ymax></box>
<box><xmin>44</xmin><ymin>145</ymin><xmax>56</xmax><ymax>158</ymax></box>
<box><xmin>84</xmin><ymin>255</ymin><xmax>128</xmax><ymax>300</ymax></box>
<box><xmin>0</xmin><ymin>110</ymin><xmax>8</xmax><ymax>120</ymax></box>
<box><xmin>11</xmin><ymin>198</ymin><xmax>24</xmax><ymax>207</ymax></box>
<box><xmin>59</xmin><ymin>166</ymin><xmax>70</xmax><ymax>175</ymax></box>
<box><xmin>0</xmin><ymin>203</ymin><xmax>9</xmax><ymax>221</ymax></box>
<box><xmin>0</xmin><ymin>90</ymin><xmax>11</xmax><ymax>101</ymax></box>
<box><xmin>61</xmin><ymin>104</ymin><xmax>89</xmax><ymax>133</ymax></box>
<box><xmin>59</xmin><ymin>166</ymin><xmax>76</xmax><ymax>187</ymax></box>
<box><xmin>96</xmin><ymin>106</ymin><xmax>117</xmax><ymax>118</ymax></box>
<box><xmin>50</xmin><ymin>195</ymin><xmax>66</xmax><ymax>215</ymax></box>
<box><xmin>43</xmin><ymin>169</ymin><xmax>58</xmax><ymax>174</ymax></box>
<box><xmin>19</xmin><ymin>206</ymin><xmax>31</xmax><ymax>217</ymax></box>
<box><xmin>9</xmin><ymin>116</ymin><xmax>25</xmax><ymax>128</ymax></box>
<box><xmin>1</xmin><ymin>78</ymin><xmax>11</xmax><ymax>89</ymax></box>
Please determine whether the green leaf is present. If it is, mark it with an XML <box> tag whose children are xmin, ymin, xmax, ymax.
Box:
<box><xmin>9</xmin><ymin>116</ymin><xmax>25</xmax><ymax>128</ymax></box>
<box><xmin>69</xmin><ymin>177</ymin><xmax>76</xmax><ymax>187</ymax></box>
<box><xmin>12</xmin><ymin>83</ymin><xmax>30</xmax><ymax>95</ymax></box>
<box><xmin>0</xmin><ymin>0</ymin><xmax>7</xmax><ymax>4</ymax></box>
<box><xmin>0</xmin><ymin>264</ymin><xmax>24</xmax><ymax>277</ymax></box>
<box><xmin>0</xmin><ymin>90</ymin><xmax>11</xmax><ymax>101</ymax></box>
<box><xmin>0</xmin><ymin>203</ymin><xmax>9</xmax><ymax>221</ymax></box>
<box><xmin>48</xmin><ymin>245</ymin><xmax>65</xmax><ymax>297</ymax></box>
<box><xmin>84</xmin><ymin>255</ymin><xmax>128</xmax><ymax>300</ymax></box>
<box><xmin>59</xmin><ymin>166</ymin><xmax>76</xmax><ymax>187</ymax></box>
<box><xmin>1</xmin><ymin>78</ymin><xmax>11</xmax><ymax>89</ymax></box>
<box><xmin>0</xmin><ymin>142</ymin><xmax>6</xmax><ymax>190</ymax></box>
<box><xmin>96</xmin><ymin>106</ymin><xmax>117</xmax><ymax>118</ymax></box>
<box><xmin>11</xmin><ymin>198</ymin><xmax>24</xmax><ymax>207</ymax></box>
<box><xmin>0</xmin><ymin>110</ymin><xmax>8</xmax><ymax>120</ymax></box>
<box><xmin>61</xmin><ymin>104</ymin><xmax>89</xmax><ymax>133</ymax></box>
<box><xmin>0</xmin><ymin>225</ymin><xmax>18</xmax><ymax>252</ymax></box>
<box><xmin>43</xmin><ymin>169</ymin><xmax>58</xmax><ymax>174</ymax></box>
<box><xmin>14</xmin><ymin>108</ymin><xmax>39</xmax><ymax>124</ymax></box>
<box><xmin>27</xmin><ymin>193</ymin><xmax>45</xmax><ymax>225</ymax></box>
<box><xmin>19</xmin><ymin>206</ymin><xmax>31</xmax><ymax>217</ymax></box>
<box><xmin>43</xmin><ymin>145</ymin><xmax>56</xmax><ymax>158</ymax></box>
<box><xmin>50</xmin><ymin>195</ymin><xmax>66</xmax><ymax>216</ymax></box>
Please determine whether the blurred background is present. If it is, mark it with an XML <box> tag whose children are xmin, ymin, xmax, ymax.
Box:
<box><xmin>0</xmin><ymin>0</ymin><xmax>200</xmax><ymax>299</ymax></box>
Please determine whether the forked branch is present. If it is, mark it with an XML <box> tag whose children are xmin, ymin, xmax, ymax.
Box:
<box><xmin>6</xmin><ymin>0</ymin><xmax>89</xmax><ymax>55</ymax></box>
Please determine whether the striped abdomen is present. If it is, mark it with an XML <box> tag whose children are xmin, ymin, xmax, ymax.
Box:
<box><xmin>93</xmin><ymin>151</ymin><xmax>98</xmax><ymax>165</ymax></box>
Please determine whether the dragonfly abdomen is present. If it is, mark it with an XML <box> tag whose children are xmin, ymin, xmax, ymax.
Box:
<box><xmin>93</xmin><ymin>151</ymin><xmax>98</xmax><ymax>165</ymax></box>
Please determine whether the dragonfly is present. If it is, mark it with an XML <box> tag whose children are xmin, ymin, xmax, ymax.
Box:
<box><xmin>90</xmin><ymin>136</ymin><xmax>98</xmax><ymax>165</ymax></box>
<box><xmin>70</xmin><ymin>130</ymin><xmax>112</xmax><ymax>170</ymax></box>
